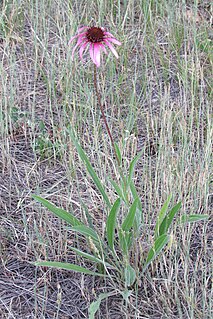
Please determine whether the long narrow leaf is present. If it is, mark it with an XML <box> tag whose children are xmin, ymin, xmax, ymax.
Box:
<box><xmin>143</xmin><ymin>234</ymin><xmax>169</xmax><ymax>272</ymax></box>
<box><xmin>118</xmin><ymin>229</ymin><xmax>129</xmax><ymax>255</ymax></box>
<box><xmin>127</xmin><ymin>151</ymin><xmax>143</xmax><ymax>187</ymax></box>
<box><xmin>32</xmin><ymin>195</ymin><xmax>82</xmax><ymax>226</ymax></box>
<box><xmin>69</xmin><ymin>129</ymin><xmax>111</xmax><ymax>208</ymax></box>
<box><xmin>106</xmin><ymin>198</ymin><xmax>121</xmax><ymax>251</ymax></box>
<box><xmin>154</xmin><ymin>194</ymin><xmax>172</xmax><ymax>238</ymax></box>
<box><xmin>34</xmin><ymin>261</ymin><xmax>105</xmax><ymax>276</ymax></box>
<box><xmin>71</xmin><ymin>225</ymin><xmax>100</xmax><ymax>242</ymax></box>
<box><xmin>159</xmin><ymin>202</ymin><xmax>181</xmax><ymax>235</ymax></box>
<box><xmin>114</xmin><ymin>142</ymin><xmax>122</xmax><ymax>165</ymax></box>
<box><xmin>109</xmin><ymin>178</ymin><xmax>125</xmax><ymax>201</ymax></box>
<box><xmin>130</xmin><ymin>181</ymin><xmax>143</xmax><ymax>228</ymax></box>
<box><xmin>70</xmin><ymin>247</ymin><xmax>114</xmax><ymax>269</ymax></box>
<box><xmin>121</xmin><ymin>197</ymin><xmax>139</xmax><ymax>231</ymax></box>
<box><xmin>129</xmin><ymin>181</ymin><xmax>142</xmax><ymax>211</ymax></box>
<box><xmin>70</xmin><ymin>247</ymin><xmax>103</xmax><ymax>263</ymax></box>
<box><xmin>179</xmin><ymin>214</ymin><xmax>209</xmax><ymax>224</ymax></box>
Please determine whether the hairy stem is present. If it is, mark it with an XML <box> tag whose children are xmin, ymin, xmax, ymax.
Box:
<box><xmin>93</xmin><ymin>65</ymin><xmax>126</xmax><ymax>185</ymax></box>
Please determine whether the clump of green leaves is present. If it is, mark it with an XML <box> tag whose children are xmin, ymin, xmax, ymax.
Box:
<box><xmin>33</xmin><ymin>129</ymin><xmax>208</xmax><ymax>318</ymax></box>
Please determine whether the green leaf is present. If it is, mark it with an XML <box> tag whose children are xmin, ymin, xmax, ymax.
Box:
<box><xmin>130</xmin><ymin>181</ymin><xmax>143</xmax><ymax>227</ymax></box>
<box><xmin>34</xmin><ymin>261</ymin><xmax>106</xmax><ymax>276</ymax></box>
<box><xmin>121</xmin><ymin>197</ymin><xmax>139</xmax><ymax>231</ymax></box>
<box><xmin>69</xmin><ymin>247</ymin><xmax>114</xmax><ymax>268</ymax></box>
<box><xmin>127</xmin><ymin>151</ymin><xmax>143</xmax><ymax>187</ymax></box>
<box><xmin>154</xmin><ymin>194</ymin><xmax>172</xmax><ymax>238</ymax></box>
<box><xmin>124</xmin><ymin>265</ymin><xmax>136</xmax><ymax>287</ymax></box>
<box><xmin>32</xmin><ymin>195</ymin><xmax>82</xmax><ymax>226</ymax></box>
<box><xmin>109</xmin><ymin>178</ymin><xmax>125</xmax><ymax>201</ymax></box>
<box><xmin>69</xmin><ymin>129</ymin><xmax>111</xmax><ymax>208</ymax></box>
<box><xmin>143</xmin><ymin>234</ymin><xmax>169</xmax><ymax>272</ymax></box>
<box><xmin>106</xmin><ymin>198</ymin><xmax>121</xmax><ymax>251</ymax></box>
<box><xmin>71</xmin><ymin>225</ymin><xmax>100</xmax><ymax>242</ymax></box>
<box><xmin>118</xmin><ymin>229</ymin><xmax>132</xmax><ymax>255</ymax></box>
<box><xmin>114</xmin><ymin>142</ymin><xmax>122</xmax><ymax>165</ymax></box>
<box><xmin>89</xmin><ymin>293</ymin><xmax>113</xmax><ymax>319</ymax></box>
<box><xmin>179</xmin><ymin>214</ymin><xmax>209</xmax><ymax>224</ymax></box>
<box><xmin>129</xmin><ymin>181</ymin><xmax>142</xmax><ymax>209</ymax></box>
<box><xmin>159</xmin><ymin>202</ymin><xmax>181</xmax><ymax>235</ymax></box>
<box><xmin>69</xmin><ymin>247</ymin><xmax>102</xmax><ymax>263</ymax></box>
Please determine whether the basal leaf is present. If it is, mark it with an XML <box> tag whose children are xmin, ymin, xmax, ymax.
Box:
<box><xmin>159</xmin><ymin>202</ymin><xmax>181</xmax><ymax>235</ymax></box>
<box><xmin>179</xmin><ymin>214</ymin><xmax>208</xmax><ymax>224</ymax></box>
<box><xmin>154</xmin><ymin>194</ymin><xmax>172</xmax><ymax>238</ymax></box>
<box><xmin>106</xmin><ymin>198</ymin><xmax>121</xmax><ymax>251</ymax></box>
<box><xmin>71</xmin><ymin>225</ymin><xmax>100</xmax><ymax>242</ymax></box>
<box><xmin>143</xmin><ymin>234</ymin><xmax>169</xmax><ymax>272</ymax></box>
<box><xmin>121</xmin><ymin>197</ymin><xmax>139</xmax><ymax>231</ymax></box>
<box><xmin>34</xmin><ymin>261</ymin><xmax>105</xmax><ymax>276</ymax></box>
<box><xmin>124</xmin><ymin>264</ymin><xmax>136</xmax><ymax>287</ymax></box>
<box><xmin>32</xmin><ymin>195</ymin><xmax>82</xmax><ymax>226</ymax></box>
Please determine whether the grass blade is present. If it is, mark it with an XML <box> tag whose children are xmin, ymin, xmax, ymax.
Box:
<box><xmin>106</xmin><ymin>198</ymin><xmax>121</xmax><ymax>251</ymax></box>
<box><xmin>143</xmin><ymin>234</ymin><xmax>169</xmax><ymax>272</ymax></box>
<box><xmin>32</xmin><ymin>195</ymin><xmax>82</xmax><ymax>226</ymax></box>
<box><xmin>34</xmin><ymin>261</ymin><xmax>105</xmax><ymax>276</ymax></box>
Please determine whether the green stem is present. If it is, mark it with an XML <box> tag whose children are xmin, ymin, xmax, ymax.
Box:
<box><xmin>93</xmin><ymin>65</ymin><xmax>126</xmax><ymax>187</ymax></box>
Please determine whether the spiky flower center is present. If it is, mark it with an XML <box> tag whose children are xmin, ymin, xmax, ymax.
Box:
<box><xmin>86</xmin><ymin>27</ymin><xmax>104</xmax><ymax>43</ymax></box>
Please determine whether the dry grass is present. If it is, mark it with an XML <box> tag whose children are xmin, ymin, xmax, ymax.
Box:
<box><xmin>0</xmin><ymin>0</ymin><xmax>212</xmax><ymax>318</ymax></box>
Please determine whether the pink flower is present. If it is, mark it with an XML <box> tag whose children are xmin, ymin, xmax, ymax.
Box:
<box><xmin>69</xmin><ymin>26</ymin><xmax>121</xmax><ymax>67</ymax></box>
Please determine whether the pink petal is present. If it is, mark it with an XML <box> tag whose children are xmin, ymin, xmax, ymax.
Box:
<box><xmin>105</xmin><ymin>37</ymin><xmax>121</xmax><ymax>45</ymax></box>
<box><xmin>79</xmin><ymin>41</ymin><xmax>89</xmax><ymax>61</ymax></box>
<box><xmin>89</xmin><ymin>44</ymin><xmax>95</xmax><ymax>64</ymax></box>
<box><xmin>68</xmin><ymin>32</ymin><xmax>87</xmax><ymax>44</ymax></box>
<box><xmin>93</xmin><ymin>43</ymin><xmax>101</xmax><ymax>67</ymax></box>
<box><xmin>104</xmin><ymin>31</ymin><xmax>114</xmax><ymax>37</ymax></box>
<box><xmin>71</xmin><ymin>36</ymin><xmax>86</xmax><ymax>59</ymax></box>
<box><xmin>99</xmin><ymin>43</ymin><xmax>108</xmax><ymax>55</ymax></box>
<box><xmin>103</xmin><ymin>40</ymin><xmax>119</xmax><ymax>59</ymax></box>
<box><xmin>104</xmin><ymin>31</ymin><xmax>120</xmax><ymax>39</ymax></box>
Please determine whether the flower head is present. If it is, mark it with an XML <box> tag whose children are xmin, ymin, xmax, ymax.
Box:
<box><xmin>69</xmin><ymin>26</ymin><xmax>121</xmax><ymax>67</ymax></box>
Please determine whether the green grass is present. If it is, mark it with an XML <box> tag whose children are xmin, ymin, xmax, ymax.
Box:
<box><xmin>0</xmin><ymin>0</ymin><xmax>212</xmax><ymax>318</ymax></box>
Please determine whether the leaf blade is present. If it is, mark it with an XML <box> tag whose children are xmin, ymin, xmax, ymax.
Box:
<box><xmin>34</xmin><ymin>261</ymin><xmax>106</xmax><ymax>276</ymax></box>
<box><xmin>159</xmin><ymin>202</ymin><xmax>181</xmax><ymax>235</ymax></box>
<box><xmin>121</xmin><ymin>197</ymin><xmax>139</xmax><ymax>231</ymax></box>
<box><xmin>32</xmin><ymin>195</ymin><xmax>82</xmax><ymax>226</ymax></box>
<box><xmin>179</xmin><ymin>214</ymin><xmax>209</xmax><ymax>224</ymax></box>
<box><xmin>71</xmin><ymin>225</ymin><xmax>100</xmax><ymax>242</ymax></box>
<box><xmin>106</xmin><ymin>198</ymin><xmax>121</xmax><ymax>251</ymax></box>
<box><xmin>154</xmin><ymin>194</ymin><xmax>172</xmax><ymax>238</ymax></box>
<box><xmin>143</xmin><ymin>234</ymin><xmax>169</xmax><ymax>272</ymax></box>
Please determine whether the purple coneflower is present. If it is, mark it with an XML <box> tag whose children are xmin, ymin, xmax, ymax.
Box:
<box><xmin>69</xmin><ymin>26</ymin><xmax>121</xmax><ymax>67</ymax></box>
